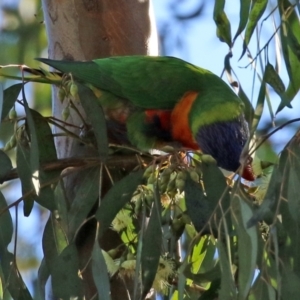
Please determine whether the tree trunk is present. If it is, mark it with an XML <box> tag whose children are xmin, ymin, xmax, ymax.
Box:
<box><xmin>40</xmin><ymin>0</ymin><xmax>158</xmax><ymax>298</ymax></box>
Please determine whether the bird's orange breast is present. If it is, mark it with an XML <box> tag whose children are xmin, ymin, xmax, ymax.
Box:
<box><xmin>171</xmin><ymin>91</ymin><xmax>199</xmax><ymax>150</ymax></box>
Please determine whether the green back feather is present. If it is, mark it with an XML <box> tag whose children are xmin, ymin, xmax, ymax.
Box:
<box><xmin>37</xmin><ymin>57</ymin><xmax>236</xmax><ymax>104</ymax></box>
<box><xmin>37</xmin><ymin>56</ymin><xmax>245</xmax><ymax>133</ymax></box>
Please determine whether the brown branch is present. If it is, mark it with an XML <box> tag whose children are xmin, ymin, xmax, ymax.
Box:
<box><xmin>0</xmin><ymin>154</ymin><xmax>153</xmax><ymax>184</ymax></box>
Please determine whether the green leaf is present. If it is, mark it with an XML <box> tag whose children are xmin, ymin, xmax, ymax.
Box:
<box><xmin>264</xmin><ymin>62</ymin><xmax>286</xmax><ymax>95</ymax></box>
<box><xmin>95</xmin><ymin>169</ymin><xmax>144</xmax><ymax>237</ymax></box>
<box><xmin>247</xmin><ymin>158</ymin><xmax>281</xmax><ymax>227</ymax></box>
<box><xmin>23</xmin><ymin>98</ymin><xmax>40</xmax><ymax>196</ymax></box>
<box><xmin>30</xmin><ymin>109</ymin><xmax>57</xmax><ymax>163</ymax></box>
<box><xmin>53</xmin><ymin>181</ymin><xmax>68</xmax><ymax>233</ymax></box>
<box><xmin>184</xmin><ymin>174</ymin><xmax>209</xmax><ymax>232</ymax></box>
<box><xmin>42</xmin><ymin>215</ymin><xmax>69</xmax><ymax>271</ymax></box>
<box><xmin>0</xmin><ymin>191</ymin><xmax>13</xmax><ymax>252</ymax></box>
<box><xmin>238</xmin><ymin>83</ymin><xmax>254</xmax><ymax>125</ymax></box>
<box><xmin>0</xmin><ymin>150</ymin><xmax>13</xmax><ymax>179</ymax></box>
<box><xmin>231</xmin><ymin>187</ymin><xmax>258</xmax><ymax>300</ymax></box>
<box><xmin>1</xmin><ymin>83</ymin><xmax>22</xmax><ymax>121</ymax></box>
<box><xmin>201</xmin><ymin>159</ymin><xmax>231</xmax><ymax>222</ymax></box>
<box><xmin>91</xmin><ymin>242</ymin><xmax>111</xmax><ymax>300</ymax></box>
<box><xmin>281</xmin><ymin>267</ymin><xmax>300</xmax><ymax>299</ymax></box>
<box><xmin>0</xmin><ymin>250</ymin><xmax>33</xmax><ymax>300</ymax></box>
<box><xmin>276</xmin><ymin>130</ymin><xmax>300</xmax><ymax>275</ymax></box>
<box><xmin>68</xmin><ymin>167</ymin><xmax>100</xmax><ymax>238</ymax></box>
<box><xmin>17</xmin><ymin>137</ymin><xmax>35</xmax><ymax>216</ymax></box>
<box><xmin>240</xmin><ymin>0</ymin><xmax>268</xmax><ymax>59</ymax></box>
<box><xmin>78</xmin><ymin>83</ymin><xmax>109</xmax><ymax>162</ymax></box>
<box><xmin>250</xmin><ymin>79</ymin><xmax>265</xmax><ymax>134</ymax></box>
<box><xmin>51</xmin><ymin>243</ymin><xmax>83</xmax><ymax>298</ymax></box>
<box><xmin>141</xmin><ymin>184</ymin><xmax>162</xmax><ymax>298</ymax></box>
<box><xmin>217</xmin><ymin>240</ymin><xmax>237</xmax><ymax>300</ymax></box>
<box><xmin>213</xmin><ymin>0</ymin><xmax>232</xmax><ymax>46</ymax></box>
<box><xmin>249</xmin><ymin>276</ymin><xmax>276</xmax><ymax>300</ymax></box>
<box><xmin>37</xmin><ymin>258</ymin><xmax>50</xmax><ymax>300</ymax></box>
<box><xmin>277</xmin><ymin>0</ymin><xmax>300</xmax><ymax>112</ymax></box>
<box><xmin>30</xmin><ymin>109</ymin><xmax>58</xmax><ymax>211</ymax></box>
<box><xmin>185</xmin><ymin>159</ymin><xmax>231</xmax><ymax>232</ymax></box>
<box><xmin>233</xmin><ymin>0</ymin><xmax>251</xmax><ymax>42</ymax></box>
<box><xmin>0</xmin><ymin>83</ymin><xmax>3</xmax><ymax>126</ymax></box>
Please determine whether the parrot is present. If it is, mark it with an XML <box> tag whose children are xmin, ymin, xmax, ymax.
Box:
<box><xmin>2</xmin><ymin>55</ymin><xmax>255</xmax><ymax>180</ymax></box>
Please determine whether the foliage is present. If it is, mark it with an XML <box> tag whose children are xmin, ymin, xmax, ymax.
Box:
<box><xmin>0</xmin><ymin>0</ymin><xmax>300</xmax><ymax>299</ymax></box>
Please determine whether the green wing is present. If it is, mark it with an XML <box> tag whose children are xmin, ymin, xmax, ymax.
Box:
<box><xmin>36</xmin><ymin>56</ymin><xmax>219</xmax><ymax>109</ymax></box>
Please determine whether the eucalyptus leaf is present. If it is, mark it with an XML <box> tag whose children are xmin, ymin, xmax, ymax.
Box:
<box><xmin>231</xmin><ymin>187</ymin><xmax>258</xmax><ymax>300</ymax></box>
<box><xmin>240</xmin><ymin>0</ymin><xmax>268</xmax><ymax>59</ymax></box>
<box><xmin>1</xmin><ymin>83</ymin><xmax>22</xmax><ymax>121</ymax></box>
<box><xmin>0</xmin><ymin>83</ymin><xmax>3</xmax><ymax>126</ymax></box>
<box><xmin>91</xmin><ymin>242</ymin><xmax>111</xmax><ymax>300</ymax></box>
<box><xmin>51</xmin><ymin>243</ymin><xmax>83</xmax><ymax>298</ymax></box>
<box><xmin>42</xmin><ymin>215</ymin><xmax>69</xmax><ymax>271</ymax></box>
<box><xmin>0</xmin><ymin>150</ymin><xmax>13</xmax><ymax>179</ymax></box>
<box><xmin>141</xmin><ymin>184</ymin><xmax>162</xmax><ymax>298</ymax></box>
<box><xmin>0</xmin><ymin>191</ymin><xmax>13</xmax><ymax>252</ymax></box>
<box><xmin>277</xmin><ymin>0</ymin><xmax>300</xmax><ymax>112</ymax></box>
<box><xmin>17</xmin><ymin>139</ymin><xmax>35</xmax><ymax>216</ymax></box>
<box><xmin>95</xmin><ymin>169</ymin><xmax>144</xmax><ymax>238</ymax></box>
<box><xmin>68</xmin><ymin>167</ymin><xmax>100</xmax><ymax>238</ymax></box>
<box><xmin>78</xmin><ymin>83</ymin><xmax>109</xmax><ymax>161</ymax></box>
<box><xmin>233</xmin><ymin>0</ymin><xmax>251</xmax><ymax>42</ymax></box>
<box><xmin>213</xmin><ymin>0</ymin><xmax>232</xmax><ymax>46</ymax></box>
<box><xmin>0</xmin><ymin>250</ymin><xmax>33</xmax><ymax>300</ymax></box>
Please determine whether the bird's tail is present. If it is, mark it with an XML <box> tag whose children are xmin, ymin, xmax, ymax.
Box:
<box><xmin>0</xmin><ymin>64</ymin><xmax>62</xmax><ymax>85</ymax></box>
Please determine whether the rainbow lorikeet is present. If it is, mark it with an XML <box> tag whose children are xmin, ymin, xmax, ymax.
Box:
<box><xmin>11</xmin><ymin>56</ymin><xmax>255</xmax><ymax>180</ymax></box>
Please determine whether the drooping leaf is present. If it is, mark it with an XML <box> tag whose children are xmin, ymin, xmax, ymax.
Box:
<box><xmin>42</xmin><ymin>215</ymin><xmax>69</xmax><ymax>272</ymax></box>
<box><xmin>185</xmin><ymin>159</ymin><xmax>231</xmax><ymax>233</ymax></box>
<box><xmin>0</xmin><ymin>150</ymin><xmax>13</xmax><ymax>179</ymax></box>
<box><xmin>213</xmin><ymin>0</ymin><xmax>232</xmax><ymax>46</ymax></box>
<box><xmin>30</xmin><ymin>109</ymin><xmax>58</xmax><ymax>211</ymax></box>
<box><xmin>184</xmin><ymin>174</ymin><xmax>209</xmax><ymax>232</ymax></box>
<box><xmin>141</xmin><ymin>184</ymin><xmax>162</xmax><ymax>298</ymax></box>
<box><xmin>0</xmin><ymin>250</ymin><xmax>33</xmax><ymax>300</ymax></box>
<box><xmin>247</xmin><ymin>160</ymin><xmax>281</xmax><ymax>227</ymax></box>
<box><xmin>78</xmin><ymin>83</ymin><xmax>109</xmax><ymax>162</ymax></box>
<box><xmin>231</xmin><ymin>186</ymin><xmax>258</xmax><ymax>300</ymax></box>
<box><xmin>91</xmin><ymin>242</ymin><xmax>111</xmax><ymax>300</ymax></box>
<box><xmin>68</xmin><ymin>167</ymin><xmax>100</xmax><ymax>238</ymax></box>
<box><xmin>264</xmin><ymin>62</ymin><xmax>286</xmax><ymax>95</ymax></box>
<box><xmin>249</xmin><ymin>275</ymin><xmax>276</xmax><ymax>300</ymax></box>
<box><xmin>37</xmin><ymin>258</ymin><xmax>50</xmax><ymax>300</ymax></box>
<box><xmin>53</xmin><ymin>181</ymin><xmax>69</xmax><ymax>233</ymax></box>
<box><xmin>250</xmin><ymin>78</ymin><xmax>265</xmax><ymax>134</ymax></box>
<box><xmin>51</xmin><ymin>243</ymin><xmax>83</xmax><ymax>298</ymax></box>
<box><xmin>22</xmin><ymin>92</ymin><xmax>40</xmax><ymax>199</ymax></box>
<box><xmin>1</xmin><ymin>83</ymin><xmax>22</xmax><ymax>121</ymax></box>
<box><xmin>276</xmin><ymin>130</ymin><xmax>300</xmax><ymax>276</ymax></box>
<box><xmin>281</xmin><ymin>267</ymin><xmax>300</xmax><ymax>299</ymax></box>
<box><xmin>95</xmin><ymin>169</ymin><xmax>144</xmax><ymax>238</ymax></box>
<box><xmin>238</xmin><ymin>83</ymin><xmax>254</xmax><ymax>125</ymax></box>
<box><xmin>16</xmin><ymin>135</ymin><xmax>35</xmax><ymax>216</ymax></box>
<box><xmin>240</xmin><ymin>0</ymin><xmax>268</xmax><ymax>59</ymax></box>
<box><xmin>0</xmin><ymin>191</ymin><xmax>13</xmax><ymax>252</ymax></box>
<box><xmin>0</xmin><ymin>83</ymin><xmax>3</xmax><ymax>126</ymax></box>
<box><xmin>233</xmin><ymin>0</ymin><xmax>251</xmax><ymax>42</ymax></box>
<box><xmin>277</xmin><ymin>0</ymin><xmax>300</xmax><ymax>112</ymax></box>
<box><xmin>201</xmin><ymin>159</ymin><xmax>231</xmax><ymax>223</ymax></box>
<box><xmin>217</xmin><ymin>240</ymin><xmax>237</xmax><ymax>300</ymax></box>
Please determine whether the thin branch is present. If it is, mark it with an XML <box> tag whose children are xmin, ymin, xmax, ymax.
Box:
<box><xmin>0</xmin><ymin>154</ymin><xmax>152</xmax><ymax>184</ymax></box>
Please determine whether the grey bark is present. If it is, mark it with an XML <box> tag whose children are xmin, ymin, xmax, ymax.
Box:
<box><xmin>40</xmin><ymin>0</ymin><xmax>158</xmax><ymax>298</ymax></box>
